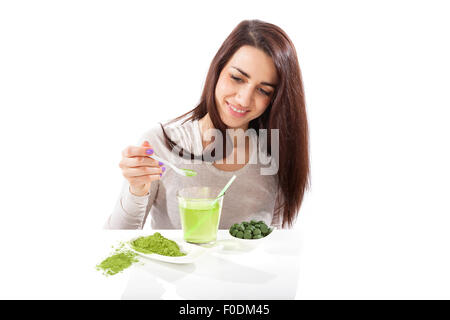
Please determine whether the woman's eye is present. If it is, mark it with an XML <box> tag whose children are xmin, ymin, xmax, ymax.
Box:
<box><xmin>231</xmin><ymin>75</ymin><xmax>242</xmax><ymax>82</ymax></box>
<box><xmin>259</xmin><ymin>88</ymin><xmax>271</xmax><ymax>96</ymax></box>
<box><xmin>231</xmin><ymin>75</ymin><xmax>271</xmax><ymax>96</ymax></box>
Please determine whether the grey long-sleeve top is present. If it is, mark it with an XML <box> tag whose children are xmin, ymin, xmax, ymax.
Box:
<box><xmin>104</xmin><ymin>119</ymin><xmax>281</xmax><ymax>229</ymax></box>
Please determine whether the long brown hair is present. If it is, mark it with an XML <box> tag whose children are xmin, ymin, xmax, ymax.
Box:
<box><xmin>160</xmin><ymin>19</ymin><xmax>310</xmax><ymax>228</ymax></box>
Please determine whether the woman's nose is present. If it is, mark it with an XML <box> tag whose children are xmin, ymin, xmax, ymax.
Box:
<box><xmin>235</xmin><ymin>86</ymin><xmax>253</xmax><ymax>107</ymax></box>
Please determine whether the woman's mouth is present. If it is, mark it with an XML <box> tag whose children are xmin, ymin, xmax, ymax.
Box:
<box><xmin>226</xmin><ymin>102</ymin><xmax>249</xmax><ymax>118</ymax></box>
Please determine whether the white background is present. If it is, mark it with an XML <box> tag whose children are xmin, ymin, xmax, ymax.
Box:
<box><xmin>1</xmin><ymin>0</ymin><xmax>449</xmax><ymax>299</ymax></box>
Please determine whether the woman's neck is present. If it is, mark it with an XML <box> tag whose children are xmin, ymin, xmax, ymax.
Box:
<box><xmin>199</xmin><ymin>113</ymin><xmax>249</xmax><ymax>147</ymax></box>
<box><xmin>199</xmin><ymin>113</ymin><xmax>250</xmax><ymax>166</ymax></box>
<box><xmin>198</xmin><ymin>113</ymin><xmax>214</xmax><ymax>138</ymax></box>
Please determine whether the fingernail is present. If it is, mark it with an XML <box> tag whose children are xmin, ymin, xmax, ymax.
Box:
<box><xmin>159</xmin><ymin>173</ymin><xmax>162</xmax><ymax>177</ymax></box>
<box><xmin>162</xmin><ymin>166</ymin><xmax>166</xmax><ymax>172</ymax></box>
<box><xmin>145</xmin><ymin>149</ymin><xmax>154</xmax><ymax>155</ymax></box>
<box><xmin>158</xmin><ymin>161</ymin><xmax>164</xmax><ymax>166</ymax></box>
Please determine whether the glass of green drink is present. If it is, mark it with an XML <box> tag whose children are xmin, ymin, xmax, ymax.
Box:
<box><xmin>177</xmin><ymin>186</ymin><xmax>224</xmax><ymax>244</ymax></box>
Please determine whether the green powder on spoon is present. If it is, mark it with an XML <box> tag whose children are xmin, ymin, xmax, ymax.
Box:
<box><xmin>181</xmin><ymin>169</ymin><xmax>197</xmax><ymax>177</ymax></box>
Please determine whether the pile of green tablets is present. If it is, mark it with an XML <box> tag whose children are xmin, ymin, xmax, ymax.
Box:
<box><xmin>229</xmin><ymin>220</ymin><xmax>273</xmax><ymax>239</ymax></box>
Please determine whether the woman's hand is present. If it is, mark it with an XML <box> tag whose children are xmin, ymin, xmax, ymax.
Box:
<box><xmin>119</xmin><ymin>140</ymin><xmax>165</xmax><ymax>196</ymax></box>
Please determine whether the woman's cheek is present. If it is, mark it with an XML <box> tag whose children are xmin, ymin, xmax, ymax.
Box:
<box><xmin>254</xmin><ymin>100</ymin><xmax>271</xmax><ymax>116</ymax></box>
<box><xmin>220</xmin><ymin>78</ymin><xmax>236</xmax><ymax>95</ymax></box>
<box><xmin>215</xmin><ymin>78</ymin><xmax>225</xmax><ymax>98</ymax></box>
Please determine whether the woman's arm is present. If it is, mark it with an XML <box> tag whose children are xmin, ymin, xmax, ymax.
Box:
<box><xmin>104</xmin><ymin>179</ymin><xmax>160</xmax><ymax>229</ymax></box>
<box><xmin>270</xmin><ymin>189</ymin><xmax>284</xmax><ymax>229</ymax></box>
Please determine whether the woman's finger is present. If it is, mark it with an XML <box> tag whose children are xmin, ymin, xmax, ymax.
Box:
<box><xmin>120</xmin><ymin>156</ymin><xmax>162</xmax><ymax>168</ymax></box>
<box><xmin>128</xmin><ymin>174</ymin><xmax>161</xmax><ymax>184</ymax></box>
<box><xmin>122</xmin><ymin>166</ymin><xmax>163</xmax><ymax>177</ymax></box>
<box><xmin>122</xmin><ymin>143</ymin><xmax>155</xmax><ymax>158</ymax></box>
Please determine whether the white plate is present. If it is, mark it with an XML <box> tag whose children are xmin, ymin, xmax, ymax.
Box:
<box><xmin>227</xmin><ymin>227</ymin><xmax>277</xmax><ymax>248</ymax></box>
<box><xmin>127</xmin><ymin>238</ymin><xmax>208</xmax><ymax>264</ymax></box>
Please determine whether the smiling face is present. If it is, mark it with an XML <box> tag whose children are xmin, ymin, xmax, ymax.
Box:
<box><xmin>215</xmin><ymin>45</ymin><xmax>278</xmax><ymax>130</ymax></box>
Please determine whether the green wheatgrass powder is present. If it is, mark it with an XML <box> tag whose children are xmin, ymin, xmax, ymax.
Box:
<box><xmin>130</xmin><ymin>232</ymin><xmax>186</xmax><ymax>257</ymax></box>
<box><xmin>96</xmin><ymin>233</ymin><xmax>185</xmax><ymax>276</ymax></box>
<box><xmin>181</xmin><ymin>168</ymin><xmax>197</xmax><ymax>177</ymax></box>
<box><xmin>96</xmin><ymin>242</ymin><xmax>139</xmax><ymax>276</ymax></box>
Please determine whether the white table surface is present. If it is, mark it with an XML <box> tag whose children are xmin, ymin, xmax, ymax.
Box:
<box><xmin>94</xmin><ymin>229</ymin><xmax>301</xmax><ymax>300</ymax></box>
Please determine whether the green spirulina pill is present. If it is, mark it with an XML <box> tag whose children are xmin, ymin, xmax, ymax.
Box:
<box><xmin>230</xmin><ymin>220</ymin><xmax>273</xmax><ymax>239</ymax></box>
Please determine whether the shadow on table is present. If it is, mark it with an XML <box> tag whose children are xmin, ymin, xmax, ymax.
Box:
<box><xmin>121</xmin><ymin>259</ymin><xmax>196</xmax><ymax>299</ymax></box>
<box><xmin>121</xmin><ymin>234</ymin><xmax>302</xmax><ymax>299</ymax></box>
<box><xmin>215</xmin><ymin>237</ymin><xmax>301</xmax><ymax>257</ymax></box>
<box><xmin>121</xmin><ymin>267</ymin><xmax>165</xmax><ymax>300</ymax></box>
<box><xmin>129</xmin><ymin>251</ymin><xmax>276</xmax><ymax>283</ymax></box>
<box><xmin>122</xmin><ymin>248</ymin><xmax>279</xmax><ymax>299</ymax></box>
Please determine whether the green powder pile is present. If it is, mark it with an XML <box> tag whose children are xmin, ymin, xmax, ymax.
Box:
<box><xmin>96</xmin><ymin>242</ymin><xmax>139</xmax><ymax>276</ymax></box>
<box><xmin>130</xmin><ymin>232</ymin><xmax>186</xmax><ymax>257</ymax></box>
<box><xmin>96</xmin><ymin>233</ymin><xmax>185</xmax><ymax>277</ymax></box>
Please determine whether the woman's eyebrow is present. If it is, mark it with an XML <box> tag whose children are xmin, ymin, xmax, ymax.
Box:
<box><xmin>231</xmin><ymin>66</ymin><xmax>277</xmax><ymax>88</ymax></box>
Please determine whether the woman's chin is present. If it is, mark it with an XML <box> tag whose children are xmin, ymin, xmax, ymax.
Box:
<box><xmin>223</xmin><ymin>118</ymin><xmax>249</xmax><ymax>130</ymax></box>
<box><xmin>221</xmin><ymin>112</ymin><xmax>247</xmax><ymax>129</ymax></box>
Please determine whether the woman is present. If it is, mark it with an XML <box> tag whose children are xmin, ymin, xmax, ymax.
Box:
<box><xmin>105</xmin><ymin>19</ymin><xmax>309</xmax><ymax>230</ymax></box>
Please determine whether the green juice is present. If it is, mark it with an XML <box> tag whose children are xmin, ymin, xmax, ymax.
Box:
<box><xmin>179</xmin><ymin>200</ymin><xmax>222</xmax><ymax>243</ymax></box>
